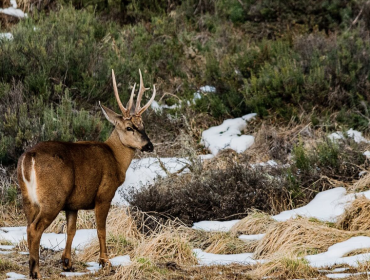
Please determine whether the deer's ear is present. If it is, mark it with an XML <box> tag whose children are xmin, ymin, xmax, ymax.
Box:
<box><xmin>99</xmin><ymin>102</ymin><xmax>121</xmax><ymax>125</ymax></box>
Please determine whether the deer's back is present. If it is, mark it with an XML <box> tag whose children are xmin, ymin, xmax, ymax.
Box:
<box><xmin>17</xmin><ymin>141</ymin><xmax>122</xmax><ymax>211</ymax></box>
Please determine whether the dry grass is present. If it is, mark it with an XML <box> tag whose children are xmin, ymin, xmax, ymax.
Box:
<box><xmin>45</xmin><ymin>210</ymin><xmax>96</xmax><ymax>234</ymax></box>
<box><xmin>190</xmin><ymin>230</ymin><xmax>255</xmax><ymax>255</ymax></box>
<box><xmin>79</xmin><ymin>207</ymin><xmax>141</xmax><ymax>261</ymax></box>
<box><xmin>113</xmin><ymin>224</ymin><xmax>197</xmax><ymax>280</ymax></box>
<box><xmin>0</xmin><ymin>204</ymin><xmax>26</xmax><ymax>227</ymax></box>
<box><xmin>253</xmin><ymin>217</ymin><xmax>370</xmax><ymax>259</ymax></box>
<box><xmin>253</xmin><ymin>253</ymin><xmax>318</xmax><ymax>279</ymax></box>
<box><xmin>349</xmin><ymin>173</ymin><xmax>370</xmax><ymax>192</ymax></box>
<box><xmin>336</xmin><ymin>196</ymin><xmax>370</xmax><ymax>231</ymax></box>
<box><xmin>230</xmin><ymin>209</ymin><xmax>276</xmax><ymax>235</ymax></box>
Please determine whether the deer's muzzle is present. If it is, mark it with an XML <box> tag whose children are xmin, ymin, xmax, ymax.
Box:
<box><xmin>141</xmin><ymin>142</ymin><xmax>154</xmax><ymax>152</ymax></box>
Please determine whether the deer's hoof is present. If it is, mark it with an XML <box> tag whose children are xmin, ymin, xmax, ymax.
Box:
<box><xmin>62</xmin><ymin>257</ymin><xmax>74</xmax><ymax>271</ymax></box>
<box><xmin>99</xmin><ymin>258</ymin><xmax>111</xmax><ymax>268</ymax></box>
<box><xmin>30</xmin><ymin>271</ymin><xmax>41</xmax><ymax>279</ymax></box>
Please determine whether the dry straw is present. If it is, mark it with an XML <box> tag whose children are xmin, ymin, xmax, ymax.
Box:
<box><xmin>230</xmin><ymin>209</ymin><xmax>277</xmax><ymax>235</ymax></box>
<box><xmin>253</xmin><ymin>253</ymin><xmax>318</xmax><ymax>279</ymax></box>
<box><xmin>254</xmin><ymin>217</ymin><xmax>370</xmax><ymax>259</ymax></box>
<box><xmin>336</xmin><ymin>196</ymin><xmax>370</xmax><ymax>231</ymax></box>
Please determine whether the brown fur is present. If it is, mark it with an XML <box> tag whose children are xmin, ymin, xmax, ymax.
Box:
<box><xmin>17</xmin><ymin>71</ymin><xmax>155</xmax><ymax>279</ymax></box>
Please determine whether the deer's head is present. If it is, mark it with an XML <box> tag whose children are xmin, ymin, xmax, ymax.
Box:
<box><xmin>99</xmin><ymin>70</ymin><xmax>155</xmax><ymax>152</ymax></box>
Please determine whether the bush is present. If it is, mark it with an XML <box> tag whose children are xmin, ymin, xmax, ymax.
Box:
<box><xmin>124</xmin><ymin>164</ymin><xmax>290</xmax><ymax>226</ymax></box>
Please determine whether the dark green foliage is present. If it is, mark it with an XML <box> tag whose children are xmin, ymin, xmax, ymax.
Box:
<box><xmin>1</xmin><ymin>0</ymin><xmax>370</xmax><ymax>167</ymax></box>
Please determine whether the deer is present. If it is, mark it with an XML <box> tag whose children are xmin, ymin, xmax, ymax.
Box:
<box><xmin>17</xmin><ymin>69</ymin><xmax>156</xmax><ymax>279</ymax></box>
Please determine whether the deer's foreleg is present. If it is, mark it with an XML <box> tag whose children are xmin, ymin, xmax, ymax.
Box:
<box><xmin>62</xmin><ymin>210</ymin><xmax>78</xmax><ymax>271</ymax></box>
<box><xmin>95</xmin><ymin>202</ymin><xmax>111</xmax><ymax>267</ymax></box>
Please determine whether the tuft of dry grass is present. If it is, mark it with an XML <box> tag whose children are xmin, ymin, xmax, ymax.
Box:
<box><xmin>230</xmin><ymin>209</ymin><xmax>276</xmax><ymax>236</ymax></box>
<box><xmin>254</xmin><ymin>218</ymin><xmax>370</xmax><ymax>259</ymax></box>
<box><xmin>45</xmin><ymin>210</ymin><xmax>96</xmax><ymax>234</ymax></box>
<box><xmin>253</xmin><ymin>253</ymin><xmax>318</xmax><ymax>279</ymax></box>
<box><xmin>336</xmin><ymin>196</ymin><xmax>370</xmax><ymax>231</ymax></box>
<box><xmin>79</xmin><ymin>207</ymin><xmax>141</xmax><ymax>262</ymax></box>
<box><xmin>190</xmin><ymin>230</ymin><xmax>254</xmax><ymax>255</ymax></box>
<box><xmin>114</xmin><ymin>225</ymin><xmax>197</xmax><ymax>280</ymax></box>
<box><xmin>0</xmin><ymin>258</ymin><xmax>20</xmax><ymax>272</ymax></box>
<box><xmin>349</xmin><ymin>173</ymin><xmax>370</xmax><ymax>192</ymax></box>
<box><xmin>0</xmin><ymin>204</ymin><xmax>26</xmax><ymax>227</ymax></box>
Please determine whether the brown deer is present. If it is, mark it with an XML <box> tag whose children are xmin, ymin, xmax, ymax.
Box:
<box><xmin>17</xmin><ymin>70</ymin><xmax>155</xmax><ymax>279</ymax></box>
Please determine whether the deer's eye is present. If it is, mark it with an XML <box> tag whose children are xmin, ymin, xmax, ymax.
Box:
<box><xmin>126</xmin><ymin>127</ymin><xmax>133</xmax><ymax>131</ymax></box>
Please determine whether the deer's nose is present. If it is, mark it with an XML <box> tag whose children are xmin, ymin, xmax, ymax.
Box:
<box><xmin>141</xmin><ymin>142</ymin><xmax>154</xmax><ymax>152</ymax></box>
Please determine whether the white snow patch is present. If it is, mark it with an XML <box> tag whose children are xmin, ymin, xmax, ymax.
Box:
<box><xmin>326</xmin><ymin>272</ymin><xmax>369</xmax><ymax>279</ymax></box>
<box><xmin>0</xmin><ymin>0</ymin><xmax>27</xmax><ymax>18</ymax></box>
<box><xmin>6</xmin><ymin>272</ymin><xmax>26</xmax><ymax>279</ymax></box>
<box><xmin>86</xmin><ymin>262</ymin><xmax>100</xmax><ymax>272</ymax></box>
<box><xmin>41</xmin><ymin>229</ymin><xmax>97</xmax><ymax>251</ymax></box>
<box><xmin>306</xmin><ymin>236</ymin><xmax>370</xmax><ymax>267</ymax></box>
<box><xmin>60</xmin><ymin>272</ymin><xmax>88</xmax><ymax>277</ymax></box>
<box><xmin>0</xmin><ymin>33</ymin><xmax>13</xmax><ymax>40</ymax></box>
<box><xmin>110</xmin><ymin>255</ymin><xmax>131</xmax><ymax>266</ymax></box>
<box><xmin>198</xmin><ymin>154</ymin><xmax>214</xmax><ymax>160</ymax></box>
<box><xmin>85</xmin><ymin>255</ymin><xmax>130</xmax><ymax>272</ymax></box>
<box><xmin>0</xmin><ymin>245</ymin><xmax>14</xmax><ymax>250</ymax></box>
<box><xmin>239</xmin><ymin>234</ymin><xmax>265</xmax><ymax>241</ymax></box>
<box><xmin>364</xmin><ymin>151</ymin><xmax>370</xmax><ymax>159</ymax></box>
<box><xmin>0</xmin><ymin>227</ymin><xmax>27</xmax><ymax>243</ymax></box>
<box><xmin>192</xmin><ymin>220</ymin><xmax>240</xmax><ymax>232</ymax></box>
<box><xmin>199</xmin><ymin>86</ymin><xmax>216</xmax><ymax>93</ymax></box>
<box><xmin>193</xmin><ymin>248</ymin><xmax>261</xmax><ymax>266</ymax></box>
<box><xmin>0</xmin><ymin>227</ymin><xmax>96</xmax><ymax>251</ymax></box>
<box><xmin>151</xmin><ymin>85</ymin><xmax>215</xmax><ymax>112</ymax></box>
<box><xmin>151</xmin><ymin>100</ymin><xmax>179</xmax><ymax>112</ymax></box>
<box><xmin>112</xmin><ymin>157</ymin><xmax>190</xmax><ymax>205</ymax></box>
<box><xmin>273</xmin><ymin>187</ymin><xmax>370</xmax><ymax>222</ymax></box>
<box><xmin>201</xmin><ymin>113</ymin><xmax>256</xmax><ymax>155</ymax></box>
<box><xmin>0</xmin><ymin>250</ymin><xmax>14</xmax><ymax>254</ymax></box>
<box><xmin>328</xmin><ymin>129</ymin><xmax>370</xmax><ymax>144</ymax></box>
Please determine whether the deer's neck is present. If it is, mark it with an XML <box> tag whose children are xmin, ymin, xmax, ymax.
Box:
<box><xmin>105</xmin><ymin>130</ymin><xmax>135</xmax><ymax>181</ymax></box>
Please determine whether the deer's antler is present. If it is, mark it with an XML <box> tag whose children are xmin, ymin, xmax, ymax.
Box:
<box><xmin>112</xmin><ymin>69</ymin><xmax>155</xmax><ymax>118</ymax></box>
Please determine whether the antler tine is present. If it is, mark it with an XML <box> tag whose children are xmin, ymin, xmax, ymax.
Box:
<box><xmin>135</xmin><ymin>69</ymin><xmax>150</xmax><ymax>114</ymax></box>
<box><xmin>112</xmin><ymin>69</ymin><xmax>128</xmax><ymax>116</ymax></box>
<box><xmin>126</xmin><ymin>83</ymin><xmax>136</xmax><ymax>114</ymax></box>
<box><xmin>137</xmin><ymin>84</ymin><xmax>156</xmax><ymax>115</ymax></box>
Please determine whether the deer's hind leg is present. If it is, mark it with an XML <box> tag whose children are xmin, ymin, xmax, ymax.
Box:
<box><xmin>61</xmin><ymin>210</ymin><xmax>78</xmax><ymax>271</ymax></box>
<box><xmin>27</xmin><ymin>210</ymin><xmax>61</xmax><ymax>279</ymax></box>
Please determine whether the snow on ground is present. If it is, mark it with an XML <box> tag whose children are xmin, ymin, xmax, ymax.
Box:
<box><xmin>0</xmin><ymin>250</ymin><xmax>14</xmax><ymax>254</ymax></box>
<box><xmin>60</xmin><ymin>272</ymin><xmax>88</xmax><ymax>277</ymax></box>
<box><xmin>66</xmin><ymin>255</ymin><xmax>130</xmax><ymax>275</ymax></box>
<box><xmin>328</xmin><ymin>128</ymin><xmax>370</xmax><ymax>143</ymax></box>
<box><xmin>201</xmin><ymin>113</ymin><xmax>256</xmax><ymax>156</ymax></box>
<box><xmin>193</xmin><ymin>249</ymin><xmax>262</xmax><ymax>266</ymax></box>
<box><xmin>0</xmin><ymin>33</ymin><xmax>13</xmax><ymax>40</ymax></box>
<box><xmin>112</xmin><ymin>157</ymin><xmax>190</xmax><ymax>205</ymax></box>
<box><xmin>0</xmin><ymin>0</ymin><xmax>27</xmax><ymax>18</ymax></box>
<box><xmin>6</xmin><ymin>272</ymin><xmax>26</xmax><ymax>279</ymax></box>
<box><xmin>0</xmin><ymin>245</ymin><xmax>14</xmax><ymax>250</ymax></box>
<box><xmin>0</xmin><ymin>227</ymin><xmax>96</xmax><ymax>251</ymax></box>
<box><xmin>326</xmin><ymin>272</ymin><xmax>369</xmax><ymax>279</ymax></box>
<box><xmin>306</xmin><ymin>236</ymin><xmax>370</xmax><ymax>268</ymax></box>
<box><xmin>151</xmin><ymin>85</ymin><xmax>216</xmax><ymax>112</ymax></box>
<box><xmin>273</xmin><ymin>187</ymin><xmax>370</xmax><ymax>222</ymax></box>
<box><xmin>192</xmin><ymin>187</ymin><xmax>370</xmax><ymax>235</ymax></box>
<box><xmin>192</xmin><ymin>220</ymin><xmax>240</xmax><ymax>232</ymax></box>
<box><xmin>239</xmin><ymin>234</ymin><xmax>265</xmax><ymax>241</ymax></box>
